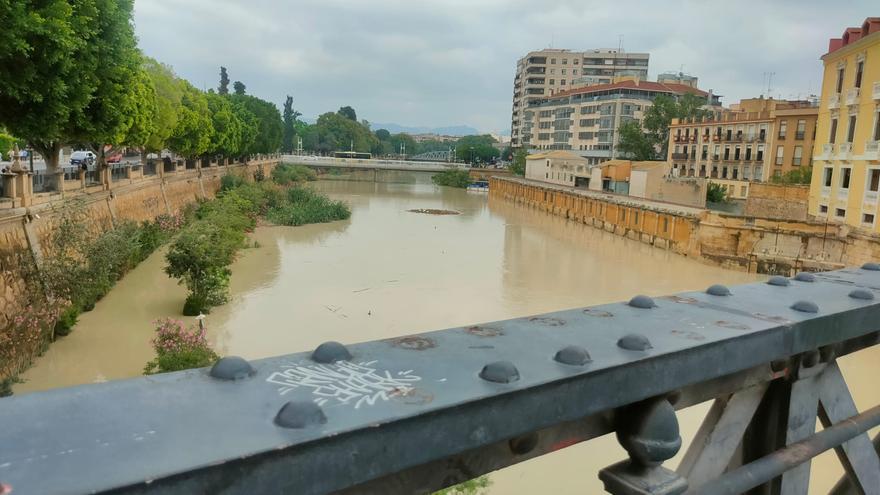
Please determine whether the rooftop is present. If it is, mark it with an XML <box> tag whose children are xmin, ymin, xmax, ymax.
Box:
<box><xmin>825</xmin><ymin>17</ymin><xmax>880</xmax><ymax>57</ymax></box>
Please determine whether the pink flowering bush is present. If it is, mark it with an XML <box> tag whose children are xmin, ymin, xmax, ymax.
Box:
<box><xmin>155</xmin><ymin>213</ymin><xmax>185</xmax><ymax>233</ymax></box>
<box><xmin>143</xmin><ymin>318</ymin><xmax>219</xmax><ymax>375</ymax></box>
<box><xmin>1</xmin><ymin>301</ymin><xmax>66</xmax><ymax>396</ymax></box>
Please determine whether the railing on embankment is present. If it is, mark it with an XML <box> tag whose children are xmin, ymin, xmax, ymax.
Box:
<box><xmin>2</xmin><ymin>267</ymin><xmax>880</xmax><ymax>494</ymax></box>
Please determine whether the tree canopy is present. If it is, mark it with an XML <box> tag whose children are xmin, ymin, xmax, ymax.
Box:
<box><xmin>617</xmin><ymin>93</ymin><xmax>712</xmax><ymax>161</ymax></box>
<box><xmin>337</xmin><ymin>106</ymin><xmax>357</xmax><ymax>121</ymax></box>
<box><xmin>282</xmin><ymin>96</ymin><xmax>302</xmax><ymax>153</ymax></box>
<box><xmin>233</xmin><ymin>81</ymin><xmax>246</xmax><ymax>96</ymax></box>
<box><xmin>218</xmin><ymin>67</ymin><xmax>229</xmax><ymax>95</ymax></box>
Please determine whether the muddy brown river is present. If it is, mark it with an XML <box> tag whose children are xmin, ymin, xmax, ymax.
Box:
<box><xmin>14</xmin><ymin>180</ymin><xmax>878</xmax><ymax>493</ymax></box>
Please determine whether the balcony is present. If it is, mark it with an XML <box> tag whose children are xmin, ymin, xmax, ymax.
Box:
<box><xmin>866</xmin><ymin>141</ymin><xmax>880</xmax><ymax>160</ymax></box>
<box><xmin>838</xmin><ymin>142</ymin><xmax>853</xmax><ymax>160</ymax></box>
<box><xmin>671</xmin><ymin>153</ymin><xmax>688</xmax><ymax>160</ymax></box>
<box><xmin>846</xmin><ymin>87</ymin><xmax>860</xmax><ymax>106</ymax></box>
<box><xmin>874</xmin><ymin>81</ymin><xmax>880</xmax><ymax>100</ymax></box>
<box><xmin>828</xmin><ymin>93</ymin><xmax>840</xmax><ymax>109</ymax></box>
<box><xmin>817</xmin><ymin>143</ymin><xmax>835</xmax><ymax>160</ymax></box>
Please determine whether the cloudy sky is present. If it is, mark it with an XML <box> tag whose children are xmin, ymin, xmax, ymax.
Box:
<box><xmin>135</xmin><ymin>0</ymin><xmax>875</xmax><ymax>134</ymax></box>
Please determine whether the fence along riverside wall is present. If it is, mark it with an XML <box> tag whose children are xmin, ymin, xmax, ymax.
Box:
<box><xmin>0</xmin><ymin>158</ymin><xmax>279</xmax><ymax>383</ymax></box>
<box><xmin>490</xmin><ymin>176</ymin><xmax>880</xmax><ymax>275</ymax></box>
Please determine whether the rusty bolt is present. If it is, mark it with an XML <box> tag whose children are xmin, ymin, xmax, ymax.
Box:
<box><xmin>628</xmin><ymin>295</ymin><xmax>656</xmax><ymax>309</ymax></box>
<box><xmin>311</xmin><ymin>341</ymin><xmax>352</xmax><ymax>363</ymax></box>
<box><xmin>862</xmin><ymin>262</ymin><xmax>880</xmax><ymax>271</ymax></box>
<box><xmin>554</xmin><ymin>345</ymin><xmax>592</xmax><ymax>366</ymax></box>
<box><xmin>767</xmin><ymin>276</ymin><xmax>790</xmax><ymax>287</ymax></box>
<box><xmin>209</xmin><ymin>356</ymin><xmax>255</xmax><ymax>381</ymax></box>
<box><xmin>790</xmin><ymin>300</ymin><xmax>819</xmax><ymax>313</ymax></box>
<box><xmin>480</xmin><ymin>361</ymin><xmax>520</xmax><ymax>383</ymax></box>
<box><xmin>849</xmin><ymin>289</ymin><xmax>874</xmax><ymax>301</ymax></box>
<box><xmin>618</xmin><ymin>333</ymin><xmax>652</xmax><ymax>351</ymax></box>
<box><xmin>274</xmin><ymin>401</ymin><xmax>327</xmax><ymax>429</ymax></box>
<box><xmin>706</xmin><ymin>284</ymin><xmax>731</xmax><ymax>296</ymax></box>
<box><xmin>794</xmin><ymin>272</ymin><xmax>816</xmax><ymax>283</ymax></box>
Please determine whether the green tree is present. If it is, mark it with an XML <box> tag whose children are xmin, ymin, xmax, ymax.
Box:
<box><xmin>389</xmin><ymin>133</ymin><xmax>417</xmax><ymax>156</ymax></box>
<box><xmin>142</xmin><ymin>58</ymin><xmax>183</xmax><ymax>157</ymax></box>
<box><xmin>0</xmin><ymin>1</ymin><xmax>92</xmax><ymax>172</ymax></box>
<box><xmin>616</xmin><ymin>121</ymin><xmax>657</xmax><ymax>160</ymax></box>
<box><xmin>374</xmin><ymin>128</ymin><xmax>391</xmax><ymax>141</ymax></box>
<box><xmin>641</xmin><ymin>93</ymin><xmax>710</xmax><ymax>159</ymax></box>
<box><xmin>233</xmin><ymin>81</ymin><xmax>246</xmax><ymax>95</ymax></box>
<box><xmin>770</xmin><ymin>166</ymin><xmax>813</xmax><ymax>185</ymax></box>
<box><xmin>219</xmin><ymin>66</ymin><xmax>230</xmax><ymax>95</ymax></box>
<box><xmin>231</xmin><ymin>94</ymin><xmax>283</xmax><ymax>154</ymax></box>
<box><xmin>205</xmin><ymin>92</ymin><xmax>243</xmax><ymax>158</ymax></box>
<box><xmin>337</xmin><ymin>106</ymin><xmax>357</xmax><ymax>121</ymax></box>
<box><xmin>455</xmin><ymin>135</ymin><xmax>499</xmax><ymax>164</ymax></box>
<box><xmin>508</xmin><ymin>149</ymin><xmax>527</xmax><ymax>176</ymax></box>
<box><xmin>282</xmin><ymin>95</ymin><xmax>302</xmax><ymax>153</ymax></box>
<box><xmin>707</xmin><ymin>182</ymin><xmax>727</xmax><ymax>203</ymax></box>
<box><xmin>311</xmin><ymin>111</ymin><xmax>377</xmax><ymax>153</ymax></box>
<box><xmin>168</xmin><ymin>81</ymin><xmax>213</xmax><ymax>159</ymax></box>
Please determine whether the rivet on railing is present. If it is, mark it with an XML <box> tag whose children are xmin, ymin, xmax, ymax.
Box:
<box><xmin>791</xmin><ymin>300</ymin><xmax>819</xmax><ymax>313</ymax></box>
<box><xmin>862</xmin><ymin>262</ymin><xmax>880</xmax><ymax>271</ymax></box>
<box><xmin>794</xmin><ymin>272</ymin><xmax>816</xmax><ymax>283</ymax></box>
<box><xmin>479</xmin><ymin>361</ymin><xmax>520</xmax><ymax>383</ymax></box>
<box><xmin>618</xmin><ymin>334</ymin><xmax>652</xmax><ymax>351</ymax></box>
<box><xmin>767</xmin><ymin>276</ymin><xmax>790</xmax><ymax>287</ymax></box>
<box><xmin>554</xmin><ymin>345</ymin><xmax>592</xmax><ymax>366</ymax></box>
<box><xmin>706</xmin><ymin>284</ymin><xmax>731</xmax><ymax>296</ymax></box>
<box><xmin>849</xmin><ymin>289</ymin><xmax>875</xmax><ymax>301</ymax></box>
<box><xmin>628</xmin><ymin>295</ymin><xmax>656</xmax><ymax>309</ymax></box>
<box><xmin>209</xmin><ymin>356</ymin><xmax>255</xmax><ymax>381</ymax></box>
<box><xmin>311</xmin><ymin>341</ymin><xmax>352</xmax><ymax>363</ymax></box>
<box><xmin>274</xmin><ymin>401</ymin><xmax>327</xmax><ymax>429</ymax></box>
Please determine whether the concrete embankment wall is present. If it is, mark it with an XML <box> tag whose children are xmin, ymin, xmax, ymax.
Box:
<box><xmin>490</xmin><ymin>177</ymin><xmax>880</xmax><ymax>274</ymax></box>
<box><xmin>0</xmin><ymin>159</ymin><xmax>278</xmax><ymax>337</ymax></box>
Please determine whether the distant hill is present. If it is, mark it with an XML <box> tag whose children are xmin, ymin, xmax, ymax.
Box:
<box><xmin>370</xmin><ymin>123</ymin><xmax>481</xmax><ymax>136</ymax></box>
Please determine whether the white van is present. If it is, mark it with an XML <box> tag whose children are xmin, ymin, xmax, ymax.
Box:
<box><xmin>70</xmin><ymin>150</ymin><xmax>96</xmax><ymax>168</ymax></box>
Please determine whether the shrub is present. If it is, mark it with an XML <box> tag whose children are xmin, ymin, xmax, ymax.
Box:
<box><xmin>220</xmin><ymin>173</ymin><xmax>247</xmax><ymax>191</ymax></box>
<box><xmin>271</xmin><ymin>163</ymin><xmax>317</xmax><ymax>185</ymax></box>
<box><xmin>54</xmin><ymin>306</ymin><xmax>80</xmax><ymax>336</ymax></box>
<box><xmin>706</xmin><ymin>182</ymin><xmax>728</xmax><ymax>203</ymax></box>
<box><xmin>266</xmin><ymin>186</ymin><xmax>351</xmax><ymax>226</ymax></box>
<box><xmin>434</xmin><ymin>476</ymin><xmax>492</xmax><ymax>495</ymax></box>
<box><xmin>143</xmin><ymin>318</ymin><xmax>219</xmax><ymax>374</ymax></box>
<box><xmin>431</xmin><ymin>169</ymin><xmax>471</xmax><ymax>188</ymax></box>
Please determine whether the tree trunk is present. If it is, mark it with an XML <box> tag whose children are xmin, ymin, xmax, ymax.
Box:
<box><xmin>33</xmin><ymin>141</ymin><xmax>61</xmax><ymax>174</ymax></box>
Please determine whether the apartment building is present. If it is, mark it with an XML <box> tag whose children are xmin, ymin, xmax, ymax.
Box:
<box><xmin>809</xmin><ymin>17</ymin><xmax>880</xmax><ymax>232</ymax></box>
<box><xmin>524</xmin><ymin>78</ymin><xmax>720</xmax><ymax>165</ymax></box>
<box><xmin>667</xmin><ymin>98</ymin><xmax>818</xmax><ymax>199</ymax></box>
<box><xmin>511</xmin><ymin>49</ymin><xmax>649</xmax><ymax>148</ymax></box>
<box><xmin>524</xmin><ymin>150</ymin><xmax>589</xmax><ymax>187</ymax></box>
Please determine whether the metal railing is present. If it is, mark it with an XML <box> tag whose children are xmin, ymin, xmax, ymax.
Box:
<box><xmin>1</xmin><ymin>268</ymin><xmax>880</xmax><ymax>494</ymax></box>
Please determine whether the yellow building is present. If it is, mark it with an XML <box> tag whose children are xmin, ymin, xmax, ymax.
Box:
<box><xmin>809</xmin><ymin>17</ymin><xmax>880</xmax><ymax>231</ymax></box>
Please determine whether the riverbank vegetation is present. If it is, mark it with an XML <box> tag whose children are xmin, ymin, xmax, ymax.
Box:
<box><xmin>144</xmin><ymin>318</ymin><xmax>219</xmax><ymax>374</ymax></box>
<box><xmin>0</xmin><ymin>206</ymin><xmax>187</xmax><ymax>396</ymax></box>
<box><xmin>432</xmin><ymin>169</ymin><xmax>472</xmax><ymax>188</ymax></box>
<box><xmin>166</xmin><ymin>172</ymin><xmax>350</xmax><ymax>315</ymax></box>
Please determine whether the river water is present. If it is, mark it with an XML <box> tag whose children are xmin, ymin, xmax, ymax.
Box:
<box><xmin>14</xmin><ymin>180</ymin><xmax>878</xmax><ymax>493</ymax></box>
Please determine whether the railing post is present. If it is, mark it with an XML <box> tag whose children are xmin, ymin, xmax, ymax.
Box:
<box><xmin>599</xmin><ymin>396</ymin><xmax>688</xmax><ymax>495</ymax></box>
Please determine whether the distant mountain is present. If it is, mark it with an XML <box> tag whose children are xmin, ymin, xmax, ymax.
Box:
<box><xmin>370</xmin><ymin>123</ymin><xmax>481</xmax><ymax>136</ymax></box>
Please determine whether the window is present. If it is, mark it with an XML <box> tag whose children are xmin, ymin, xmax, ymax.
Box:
<box><xmin>572</xmin><ymin>69</ymin><xmax>578</xmax><ymax>75</ymax></box>
<box><xmin>778</xmin><ymin>120</ymin><xmax>787</xmax><ymax>139</ymax></box>
<box><xmin>723</xmin><ymin>146</ymin><xmax>730</xmax><ymax>160</ymax></box>
<box><xmin>795</xmin><ymin>120</ymin><xmax>806</xmax><ymax>140</ymax></box>
<box><xmin>793</xmin><ymin>146</ymin><xmax>803</xmax><ymax>166</ymax></box>
<box><xmin>562</xmin><ymin>58</ymin><xmax>567</xmax><ymax>65</ymax></box>
<box><xmin>561</xmin><ymin>69</ymin><xmax>567</xmax><ymax>75</ymax></box>
<box><xmin>855</xmin><ymin>61</ymin><xmax>864</xmax><ymax>89</ymax></box>
<box><xmin>836</xmin><ymin>208</ymin><xmax>846</xmax><ymax>218</ymax></box>
<box><xmin>701</xmin><ymin>145</ymin><xmax>708</xmax><ymax>160</ymax></box>
<box><xmin>775</xmin><ymin>146</ymin><xmax>784</xmax><ymax>165</ymax></box>
<box><xmin>829</xmin><ymin>118</ymin><xmax>838</xmax><ymax>144</ymax></box>
<box><xmin>823</xmin><ymin>167</ymin><xmax>833</xmax><ymax>187</ymax></box>
<box><xmin>549</xmin><ymin>79</ymin><xmax>555</xmax><ymax>84</ymax></box>
<box><xmin>550</xmin><ymin>58</ymin><xmax>556</xmax><ymax>64</ymax></box>
<box><xmin>745</xmin><ymin>146</ymin><xmax>752</xmax><ymax>161</ymax></box>
<box><xmin>756</xmin><ymin>145</ymin><xmax>764</xmax><ymax>161</ymax></box>
<box><xmin>875</xmin><ymin>110</ymin><xmax>880</xmax><ymax>141</ymax></box>
<box><xmin>550</xmin><ymin>69</ymin><xmax>555</xmax><ymax>75</ymax></box>
<box><xmin>865</xmin><ymin>214</ymin><xmax>875</xmax><ymax>224</ymax></box>
<box><xmin>819</xmin><ymin>205</ymin><xmax>828</xmax><ymax>213</ymax></box>
<box><xmin>869</xmin><ymin>169</ymin><xmax>880</xmax><ymax>192</ymax></box>
<box><xmin>841</xmin><ymin>167</ymin><xmax>851</xmax><ymax>189</ymax></box>
<box><xmin>847</xmin><ymin>115</ymin><xmax>857</xmax><ymax>143</ymax></box>
<box><xmin>836</xmin><ymin>67</ymin><xmax>845</xmax><ymax>93</ymax></box>
<box><xmin>734</xmin><ymin>146</ymin><xmax>741</xmax><ymax>160</ymax></box>
<box><xmin>573</xmin><ymin>59</ymin><xmax>579</xmax><ymax>65</ymax></box>
<box><xmin>561</xmin><ymin>79</ymin><xmax>566</xmax><ymax>85</ymax></box>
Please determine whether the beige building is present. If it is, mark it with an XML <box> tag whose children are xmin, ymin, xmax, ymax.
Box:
<box><xmin>667</xmin><ymin>98</ymin><xmax>818</xmax><ymax>199</ymax></box>
<box><xmin>511</xmin><ymin>49</ymin><xmax>650</xmax><ymax>148</ymax></box>
<box><xmin>524</xmin><ymin>150</ymin><xmax>590</xmax><ymax>187</ymax></box>
<box><xmin>629</xmin><ymin>161</ymin><xmax>707</xmax><ymax>207</ymax></box>
<box><xmin>809</xmin><ymin>17</ymin><xmax>880</xmax><ymax>232</ymax></box>
<box><xmin>525</xmin><ymin>78</ymin><xmax>720</xmax><ymax>164</ymax></box>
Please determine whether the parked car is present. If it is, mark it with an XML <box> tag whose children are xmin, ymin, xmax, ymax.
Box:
<box><xmin>70</xmin><ymin>150</ymin><xmax>96</xmax><ymax>168</ymax></box>
<box><xmin>107</xmin><ymin>152</ymin><xmax>123</xmax><ymax>164</ymax></box>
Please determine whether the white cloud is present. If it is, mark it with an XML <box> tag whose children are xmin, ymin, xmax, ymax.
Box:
<box><xmin>134</xmin><ymin>0</ymin><xmax>877</xmax><ymax>132</ymax></box>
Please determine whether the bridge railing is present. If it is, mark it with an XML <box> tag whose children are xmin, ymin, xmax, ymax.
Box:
<box><xmin>2</xmin><ymin>268</ymin><xmax>880</xmax><ymax>494</ymax></box>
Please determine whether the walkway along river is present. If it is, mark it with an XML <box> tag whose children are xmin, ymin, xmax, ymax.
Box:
<box><xmin>14</xmin><ymin>180</ymin><xmax>880</xmax><ymax>493</ymax></box>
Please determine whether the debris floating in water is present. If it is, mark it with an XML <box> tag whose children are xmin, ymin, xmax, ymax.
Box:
<box><xmin>407</xmin><ymin>209</ymin><xmax>460</xmax><ymax>215</ymax></box>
